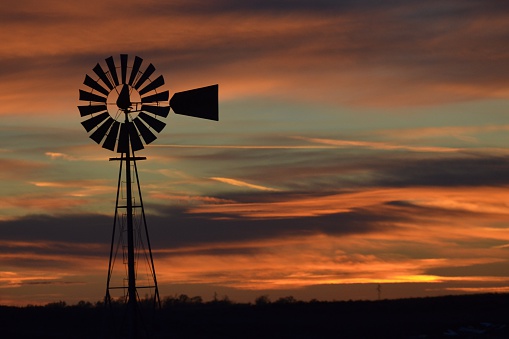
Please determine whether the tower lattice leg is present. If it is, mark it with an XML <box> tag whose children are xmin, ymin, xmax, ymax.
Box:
<box><xmin>105</xmin><ymin>148</ymin><xmax>160</xmax><ymax>338</ymax></box>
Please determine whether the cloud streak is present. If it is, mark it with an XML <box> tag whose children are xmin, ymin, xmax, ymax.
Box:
<box><xmin>297</xmin><ymin>136</ymin><xmax>463</xmax><ymax>153</ymax></box>
<box><xmin>188</xmin><ymin>186</ymin><xmax>509</xmax><ymax>219</ymax></box>
<box><xmin>211</xmin><ymin>177</ymin><xmax>279</xmax><ymax>191</ymax></box>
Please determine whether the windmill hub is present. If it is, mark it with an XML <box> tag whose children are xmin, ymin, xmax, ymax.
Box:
<box><xmin>106</xmin><ymin>85</ymin><xmax>141</xmax><ymax>121</ymax></box>
<box><xmin>116</xmin><ymin>84</ymin><xmax>132</xmax><ymax>110</ymax></box>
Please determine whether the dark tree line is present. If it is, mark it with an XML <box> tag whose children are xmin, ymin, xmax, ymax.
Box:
<box><xmin>2</xmin><ymin>293</ymin><xmax>509</xmax><ymax>338</ymax></box>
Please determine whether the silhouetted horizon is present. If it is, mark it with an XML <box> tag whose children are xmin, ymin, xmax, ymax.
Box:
<box><xmin>3</xmin><ymin>292</ymin><xmax>509</xmax><ymax>338</ymax></box>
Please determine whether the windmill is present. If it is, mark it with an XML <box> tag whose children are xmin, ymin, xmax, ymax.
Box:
<box><xmin>78</xmin><ymin>54</ymin><xmax>218</xmax><ymax>337</ymax></box>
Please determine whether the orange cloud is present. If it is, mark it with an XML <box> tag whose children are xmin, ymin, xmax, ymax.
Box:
<box><xmin>29</xmin><ymin>180</ymin><xmax>114</xmax><ymax>197</ymax></box>
<box><xmin>0</xmin><ymin>159</ymin><xmax>46</xmax><ymax>180</ymax></box>
<box><xmin>152</xmin><ymin>233</ymin><xmax>508</xmax><ymax>290</ymax></box>
<box><xmin>0</xmin><ymin>240</ymin><xmax>107</xmax><ymax>289</ymax></box>
<box><xmin>151</xmin><ymin>144</ymin><xmax>336</xmax><ymax>149</ymax></box>
<box><xmin>2</xmin><ymin>2</ymin><xmax>509</xmax><ymax>118</ymax></box>
<box><xmin>188</xmin><ymin>186</ymin><xmax>509</xmax><ymax>219</ymax></box>
<box><xmin>211</xmin><ymin>177</ymin><xmax>279</xmax><ymax>191</ymax></box>
<box><xmin>445</xmin><ymin>286</ymin><xmax>509</xmax><ymax>293</ymax></box>
<box><xmin>295</xmin><ymin>136</ymin><xmax>462</xmax><ymax>153</ymax></box>
<box><xmin>0</xmin><ymin>194</ymin><xmax>88</xmax><ymax>212</ymax></box>
<box><xmin>149</xmin><ymin>192</ymin><xmax>234</xmax><ymax>205</ymax></box>
<box><xmin>375</xmin><ymin>125</ymin><xmax>509</xmax><ymax>142</ymax></box>
<box><xmin>45</xmin><ymin>152</ymin><xmax>80</xmax><ymax>161</ymax></box>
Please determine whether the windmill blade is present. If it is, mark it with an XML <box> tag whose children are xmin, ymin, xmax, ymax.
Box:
<box><xmin>84</xmin><ymin>75</ymin><xmax>109</xmax><ymax>96</ymax></box>
<box><xmin>103</xmin><ymin>121</ymin><xmax>120</xmax><ymax>151</ymax></box>
<box><xmin>133</xmin><ymin>117</ymin><xmax>157</xmax><ymax>144</ymax></box>
<box><xmin>81</xmin><ymin>111</ymin><xmax>109</xmax><ymax>132</ymax></box>
<box><xmin>134</xmin><ymin>63</ymin><xmax>155</xmax><ymax>90</ymax></box>
<box><xmin>105</xmin><ymin>56</ymin><xmax>119</xmax><ymax>87</ymax></box>
<box><xmin>79</xmin><ymin>90</ymin><xmax>107</xmax><ymax>103</ymax></box>
<box><xmin>120</xmin><ymin>54</ymin><xmax>128</xmax><ymax>84</ymax></box>
<box><xmin>141</xmin><ymin>90</ymin><xmax>169</xmax><ymax>103</ymax></box>
<box><xmin>90</xmin><ymin>117</ymin><xmax>115</xmax><ymax>144</ymax></box>
<box><xmin>117</xmin><ymin>123</ymin><xmax>129</xmax><ymax>153</ymax></box>
<box><xmin>141</xmin><ymin>104</ymin><xmax>170</xmax><ymax>118</ymax></box>
<box><xmin>78</xmin><ymin>104</ymin><xmax>107</xmax><ymax>117</ymax></box>
<box><xmin>129</xmin><ymin>123</ymin><xmax>144</xmax><ymax>151</ymax></box>
<box><xmin>93</xmin><ymin>63</ymin><xmax>114</xmax><ymax>90</ymax></box>
<box><xmin>138</xmin><ymin>112</ymin><xmax>166</xmax><ymax>132</ymax></box>
<box><xmin>138</xmin><ymin>75</ymin><xmax>165</xmax><ymax>96</ymax></box>
<box><xmin>170</xmin><ymin>84</ymin><xmax>218</xmax><ymax>121</ymax></box>
<box><xmin>128</xmin><ymin>56</ymin><xmax>143</xmax><ymax>86</ymax></box>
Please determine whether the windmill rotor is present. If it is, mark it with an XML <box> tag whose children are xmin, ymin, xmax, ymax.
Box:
<box><xmin>79</xmin><ymin>54</ymin><xmax>219</xmax><ymax>154</ymax></box>
<box><xmin>78</xmin><ymin>54</ymin><xmax>169</xmax><ymax>153</ymax></box>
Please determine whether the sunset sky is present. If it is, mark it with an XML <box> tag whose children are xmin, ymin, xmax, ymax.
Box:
<box><xmin>3</xmin><ymin>0</ymin><xmax>509</xmax><ymax>306</ymax></box>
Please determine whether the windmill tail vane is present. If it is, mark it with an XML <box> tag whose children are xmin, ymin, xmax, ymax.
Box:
<box><xmin>77</xmin><ymin>54</ymin><xmax>218</xmax><ymax>337</ymax></box>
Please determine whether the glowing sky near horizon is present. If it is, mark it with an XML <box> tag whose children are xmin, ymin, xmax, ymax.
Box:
<box><xmin>2</xmin><ymin>0</ymin><xmax>509</xmax><ymax>306</ymax></box>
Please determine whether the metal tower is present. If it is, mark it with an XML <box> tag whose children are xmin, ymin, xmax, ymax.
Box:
<box><xmin>105</xmin><ymin>116</ymin><xmax>160</xmax><ymax>338</ymax></box>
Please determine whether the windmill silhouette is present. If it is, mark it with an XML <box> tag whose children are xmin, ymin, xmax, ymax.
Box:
<box><xmin>78</xmin><ymin>54</ymin><xmax>218</xmax><ymax>337</ymax></box>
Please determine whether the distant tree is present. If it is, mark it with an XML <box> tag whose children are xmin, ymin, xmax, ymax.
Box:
<box><xmin>161</xmin><ymin>294</ymin><xmax>203</xmax><ymax>306</ymax></box>
<box><xmin>221</xmin><ymin>294</ymin><xmax>232</xmax><ymax>304</ymax></box>
<box><xmin>178</xmin><ymin>294</ymin><xmax>190</xmax><ymax>303</ymax></box>
<box><xmin>76</xmin><ymin>300</ymin><xmax>93</xmax><ymax>308</ymax></box>
<box><xmin>275</xmin><ymin>296</ymin><xmax>297</xmax><ymax>304</ymax></box>
<box><xmin>162</xmin><ymin>295</ymin><xmax>178</xmax><ymax>307</ymax></box>
<box><xmin>255</xmin><ymin>295</ymin><xmax>271</xmax><ymax>306</ymax></box>
<box><xmin>45</xmin><ymin>301</ymin><xmax>67</xmax><ymax>308</ymax></box>
<box><xmin>190</xmin><ymin>295</ymin><xmax>203</xmax><ymax>304</ymax></box>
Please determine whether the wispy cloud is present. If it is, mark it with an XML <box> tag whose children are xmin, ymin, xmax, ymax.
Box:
<box><xmin>149</xmin><ymin>192</ymin><xmax>235</xmax><ymax>205</ymax></box>
<box><xmin>0</xmin><ymin>159</ymin><xmax>47</xmax><ymax>179</ymax></box>
<box><xmin>297</xmin><ymin>136</ymin><xmax>462</xmax><ymax>153</ymax></box>
<box><xmin>0</xmin><ymin>194</ymin><xmax>89</xmax><ymax>214</ymax></box>
<box><xmin>188</xmin><ymin>186</ymin><xmax>509</xmax><ymax>219</ymax></box>
<box><xmin>29</xmin><ymin>180</ymin><xmax>114</xmax><ymax>197</ymax></box>
<box><xmin>374</xmin><ymin>125</ymin><xmax>509</xmax><ymax>143</ymax></box>
<box><xmin>151</xmin><ymin>144</ymin><xmax>336</xmax><ymax>149</ymax></box>
<box><xmin>45</xmin><ymin>152</ymin><xmax>77</xmax><ymax>161</ymax></box>
<box><xmin>211</xmin><ymin>177</ymin><xmax>279</xmax><ymax>191</ymax></box>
